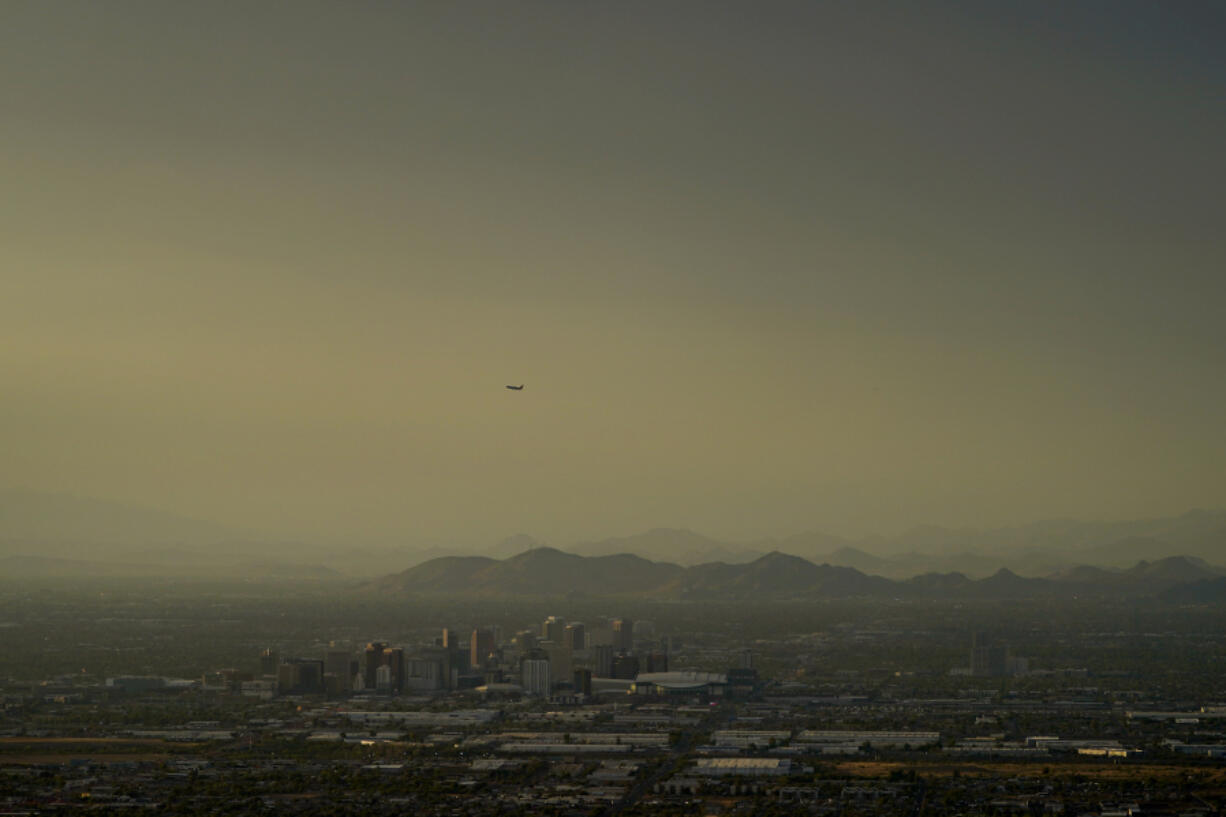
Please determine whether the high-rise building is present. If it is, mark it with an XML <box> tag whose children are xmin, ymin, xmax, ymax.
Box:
<box><xmin>522</xmin><ymin>652</ymin><xmax>552</xmax><ymax>696</ymax></box>
<box><xmin>325</xmin><ymin>649</ymin><xmax>353</xmax><ymax>693</ymax></box>
<box><xmin>646</xmin><ymin>651</ymin><xmax>669</xmax><ymax>673</ymax></box>
<box><xmin>470</xmin><ymin>628</ymin><xmax>496</xmax><ymax>671</ymax></box>
<box><xmin>592</xmin><ymin>644</ymin><xmax>615</xmax><ymax>678</ymax></box>
<box><xmin>382</xmin><ymin>646</ymin><xmax>405</xmax><ymax>693</ymax></box>
<box><xmin>612</xmin><ymin>618</ymin><xmax>634</xmax><ymax>652</ymax></box>
<box><xmin>611</xmin><ymin>652</ymin><xmax>640</xmax><ymax>680</ymax></box>
<box><xmin>544</xmin><ymin>641</ymin><xmax>573</xmax><ymax>681</ymax></box>
<box><xmin>404</xmin><ymin>656</ymin><xmax>446</xmax><ymax>692</ymax></box>
<box><xmin>363</xmin><ymin>642</ymin><xmax>388</xmax><ymax>690</ymax></box>
<box><xmin>276</xmin><ymin>658</ymin><xmax>325</xmax><ymax>695</ymax></box>
<box><xmin>573</xmin><ymin>668</ymin><xmax>593</xmax><ymax>696</ymax></box>
<box><xmin>411</xmin><ymin>646</ymin><xmax>456</xmax><ymax>691</ymax></box>
<box><xmin>542</xmin><ymin>616</ymin><xmax>566</xmax><ymax>643</ymax></box>
<box><xmin>259</xmin><ymin>648</ymin><xmax>280</xmax><ymax>677</ymax></box>
<box><xmin>512</xmin><ymin>629</ymin><xmax>538</xmax><ymax>653</ymax></box>
<box><xmin>563</xmin><ymin>623</ymin><xmax>586</xmax><ymax>651</ymax></box>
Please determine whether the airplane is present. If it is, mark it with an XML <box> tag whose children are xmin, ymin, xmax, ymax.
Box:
<box><xmin>506</xmin><ymin>384</ymin><xmax>524</xmax><ymax>391</ymax></box>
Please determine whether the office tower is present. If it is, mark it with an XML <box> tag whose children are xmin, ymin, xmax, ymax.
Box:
<box><xmin>277</xmin><ymin>658</ymin><xmax>325</xmax><ymax>695</ymax></box>
<box><xmin>592</xmin><ymin>644</ymin><xmax>614</xmax><ymax>678</ymax></box>
<box><xmin>441</xmin><ymin>628</ymin><xmax>455</xmax><ymax>649</ymax></box>
<box><xmin>276</xmin><ymin>663</ymin><xmax>295</xmax><ymax>694</ymax></box>
<box><xmin>512</xmin><ymin>629</ymin><xmax>538</xmax><ymax>653</ymax></box>
<box><xmin>646</xmin><ymin>651</ymin><xmax>669</xmax><ymax>673</ymax></box>
<box><xmin>573</xmin><ymin>668</ymin><xmax>593</xmax><ymax>696</ymax></box>
<box><xmin>382</xmin><ymin>646</ymin><xmax>405</xmax><ymax>693</ymax></box>
<box><xmin>522</xmin><ymin>654</ymin><xmax>552</xmax><ymax>696</ymax></box>
<box><xmin>363</xmin><ymin>642</ymin><xmax>388</xmax><ymax>690</ymax></box>
<box><xmin>404</xmin><ymin>656</ymin><xmax>446</xmax><ymax>692</ymax></box>
<box><xmin>739</xmin><ymin>648</ymin><xmax>754</xmax><ymax>670</ymax></box>
<box><xmin>563</xmin><ymin>622</ymin><xmax>586</xmax><ymax>651</ymax></box>
<box><xmin>325</xmin><ymin>649</ymin><xmax>353</xmax><ymax>693</ymax></box>
<box><xmin>259</xmin><ymin>648</ymin><xmax>279</xmax><ymax>677</ymax></box>
<box><xmin>612</xmin><ymin>618</ymin><xmax>634</xmax><ymax>652</ymax></box>
<box><xmin>544</xmin><ymin>641</ymin><xmax>573</xmax><ymax>681</ymax></box>
<box><xmin>611</xmin><ymin>652</ymin><xmax>640</xmax><ymax>680</ymax></box>
<box><xmin>471</xmin><ymin>628</ymin><xmax>495</xmax><ymax>670</ymax></box>
<box><xmin>541</xmin><ymin>615</ymin><xmax>566</xmax><ymax>643</ymax></box>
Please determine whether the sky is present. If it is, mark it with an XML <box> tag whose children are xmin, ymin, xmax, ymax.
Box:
<box><xmin>2</xmin><ymin>2</ymin><xmax>1224</xmax><ymax>547</ymax></box>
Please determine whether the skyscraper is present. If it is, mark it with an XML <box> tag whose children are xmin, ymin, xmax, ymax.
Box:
<box><xmin>563</xmin><ymin>622</ymin><xmax>586</xmax><ymax>651</ymax></box>
<box><xmin>592</xmin><ymin>644</ymin><xmax>614</xmax><ymax>678</ymax></box>
<box><xmin>363</xmin><ymin>642</ymin><xmax>387</xmax><ymax>690</ymax></box>
<box><xmin>544</xmin><ymin>641</ymin><xmax>573</xmax><ymax>682</ymax></box>
<box><xmin>470</xmin><ymin>628</ymin><xmax>495</xmax><ymax>671</ymax></box>
<box><xmin>382</xmin><ymin>646</ymin><xmax>405</xmax><ymax>693</ymax></box>
<box><xmin>542</xmin><ymin>615</ymin><xmax>566</xmax><ymax>643</ymax></box>
<box><xmin>612</xmin><ymin>618</ymin><xmax>634</xmax><ymax>652</ymax></box>
<box><xmin>259</xmin><ymin>648</ymin><xmax>280</xmax><ymax>677</ymax></box>
<box><xmin>522</xmin><ymin>656</ymin><xmax>551</xmax><ymax>696</ymax></box>
<box><xmin>611</xmin><ymin>652</ymin><xmax>639</xmax><ymax>680</ymax></box>
<box><xmin>325</xmin><ymin>649</ymin><xmax>353</xmax><ymax>693</ymax></box>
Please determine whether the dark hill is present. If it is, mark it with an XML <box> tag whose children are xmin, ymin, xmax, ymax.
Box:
<box><xmin>1120</xmin><ymin>555</ymin><xmax>1219</xmax><ymax>587</ymax></box>
<box><xmin>372</xmin><ymin>550</ymin><xmax>1226</xmax><ymax>601</ymax></box>
<box><xmin>961</xmin><ymin>568</ymin><xmax>1058</xmax><ymax>599</ymax></box>
<box><xmin>375</xmin><ymin>555</ymin><xmax>498</xmax><ymax>593</ymax></box>
<box><xmin>377</xmin><ymin>547</ymin><xmax>683</xmax><ymax>596</ymax></box>
<box><xmin>904</xmin><ymin>571</ymin><xmax>974</xmax><ymax>596</ymax></box>
<box><xmin>1160</xmin><ymin>577</ymin><xmax>1226</xmax><ymax>605</ymax></box>
<box><xmin>674</xmin><ymin>552</ymin><xmax>892</xmax><ymax>599</ymax></box>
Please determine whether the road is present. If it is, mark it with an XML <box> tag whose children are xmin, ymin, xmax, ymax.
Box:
<box><xmin>605</xmin><ymin>700</ymin><xmax>736</xmax><ymax>816</ymax></box>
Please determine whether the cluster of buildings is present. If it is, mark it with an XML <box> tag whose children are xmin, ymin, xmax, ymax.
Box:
<box><xmin>218</xmin><ymin>614</ymin><xmax>757</xmax><ymax>702</ymax></box>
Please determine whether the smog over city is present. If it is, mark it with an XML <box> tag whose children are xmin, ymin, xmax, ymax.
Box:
<box><xmin>2</xmin><ymin>3</ymin><xmax>1225</xmax><ymax>815</ymax></box>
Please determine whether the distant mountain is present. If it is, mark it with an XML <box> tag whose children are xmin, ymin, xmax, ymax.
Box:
<box><xmin>1160</xmin><ymin>577</ymin><xmax>1226</xmax><ymax>605</ymax></box>
<box><xmin>1118</xmin><ymin>555</ymin><xmax>1221</xmax><ymax>587</ymax></box>
<box><xmin>755</xmin><ymin>530</ymin><xmax>853</xmax><ymax>558</ymax></box>
<box><xmin>7</xmin><ymin>490</ymin><xmax>1224</xmax><ymax>583</ymax></box>
<box><xmin>673</xmin><ymin>552</ymin><xmax>895</xmax><ymax>599</ymax></box>
<box><xmin>1047</xmin><ymin>556</ymin><xmax>1220</xmax><ymax>592</ymax></box>
<box><xmin>569</xmin><ymin>528</ymin><xmax>732</xmax><ymax>563</ymax></box>
<box><xmin>903</xmin><ymin>571</ymin><xmax>974</xmax><ymax>595</ymax></box>
<box><xmin>820</xmin><ymin>546</ymin><xmax>890</xmax><ymax>574</ymax></box>
<box><xmin>959</xmin><ymin>568</ymin><xmax>1059</xmax><ymax>599</ymax></box>
<box><xmin>375</xmin><ymin>547</ymin><xmax>684</xmax><ymax>596</ymax></box>
<box><xmin>1049</xmin><ymin>564</ymin><xmax>1120</xmax><ymax>584</ymax></box>
<box><xmin>551</xmin><ymin>510</ymin><xmax>1226</xmax><ymax>578</ymax></box>
<box><xmin>487</xmin><ymin>534</ymin><xmax>549</xmax><ymax>558</ymax></box>
<box><xmin>374</xmin><ymin>549</ymin><xmax>1226</xmax><ymax>602</ymax></box>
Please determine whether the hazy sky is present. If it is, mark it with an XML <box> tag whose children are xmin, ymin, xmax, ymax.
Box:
<box><xmin>3</xmin><ymin>2</ymin><xmax>1224</xmax><ymax>546</ymax></box>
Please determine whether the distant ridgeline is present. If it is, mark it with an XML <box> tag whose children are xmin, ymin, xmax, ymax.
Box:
<box><xmin>372</xmin><ymin>547</ymin><xmax>1226</xmax><ymax>601</ymax></box>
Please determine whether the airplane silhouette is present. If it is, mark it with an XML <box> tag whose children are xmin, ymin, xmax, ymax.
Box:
<box><xmin>506</xmin><ymin>384</ymin><xmax>524</xmax><ymax>391</ymax></box>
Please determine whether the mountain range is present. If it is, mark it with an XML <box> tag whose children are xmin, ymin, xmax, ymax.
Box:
<box><xmin>374</xmin><ymin>547</ymin><xmax>1226</xmax><ymax>602</ymax></box>
<box><xmin>4</xmin><ymin>490</ymin><xmax>1226</xmax><ymax>581</ymax></box>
